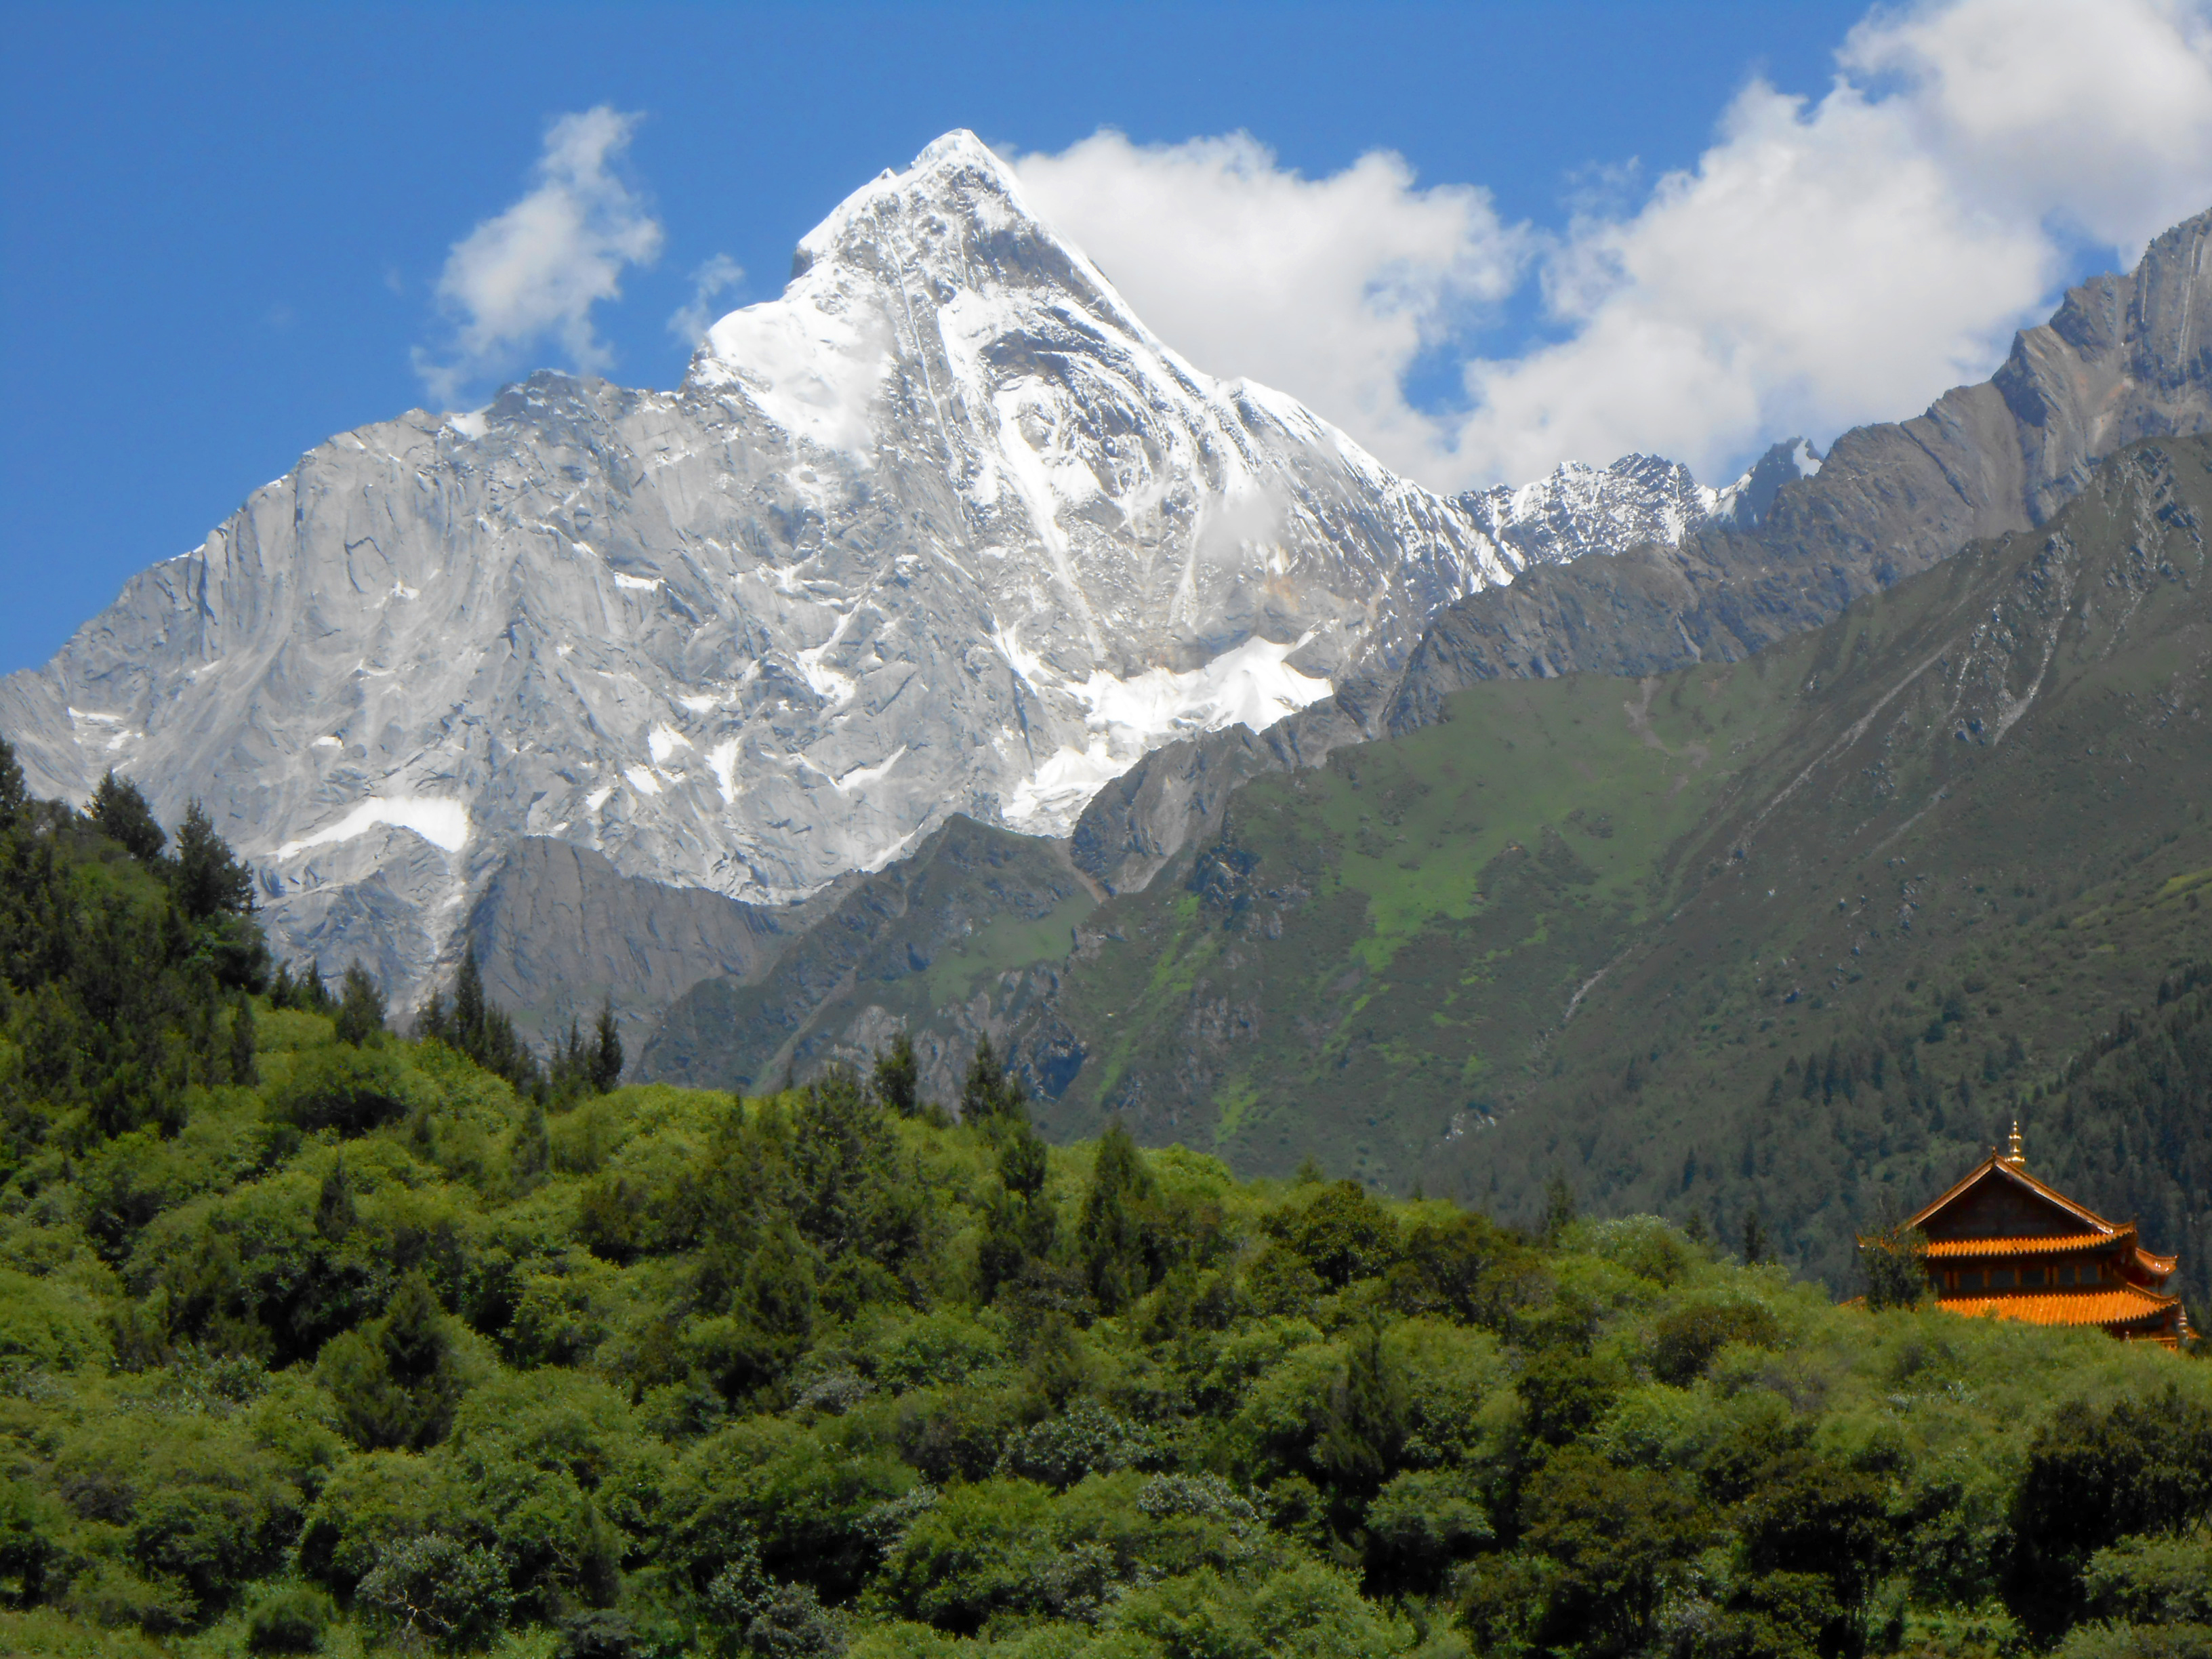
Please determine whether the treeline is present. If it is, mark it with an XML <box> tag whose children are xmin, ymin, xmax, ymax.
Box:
<box><xmin>1</xmin><ymin>740</ymin><xmax>2211</xmax><ymax>1659</ymax></box>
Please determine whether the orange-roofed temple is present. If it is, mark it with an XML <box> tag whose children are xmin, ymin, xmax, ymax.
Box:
<box><xmin>1876</xmin><ymin>1124</ymin><xmax>2190</xmax><ymax>1348</ymax></box>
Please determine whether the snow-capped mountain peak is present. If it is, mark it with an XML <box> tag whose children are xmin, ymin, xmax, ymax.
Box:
<box><xmin>0</xmin><ymin>131</ymin><xmax>1695</xmax><ymax>1006</ymax></box>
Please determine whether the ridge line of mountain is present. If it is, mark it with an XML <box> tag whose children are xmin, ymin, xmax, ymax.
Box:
<box><xmin>1061</xmin><ymin>207</ymin><xmax>2212</xmax><ymax>900</ymax></box>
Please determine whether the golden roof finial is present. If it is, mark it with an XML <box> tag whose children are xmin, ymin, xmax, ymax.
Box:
<box><xmin>2001</xmin><ymin>1120</ymin><xmax>2026</xmax><ymax>1170</ymax></box>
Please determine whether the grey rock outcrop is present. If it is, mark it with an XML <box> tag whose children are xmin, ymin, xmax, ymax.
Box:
<box><xmin>457</xmin><ymin>837</ymin><xmax>852</xmax><ymax>1062</ymax></box>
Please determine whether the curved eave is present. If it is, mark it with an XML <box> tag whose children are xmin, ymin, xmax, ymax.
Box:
<box><xmin>1918</xmin><ymin>1230</ymin><xmax>2127</xmax><ymax>1260</ymax></box>
<box><xmin>1939</xmin><ymin>1284</ymin><xmax>2182</xmax><ymax>1329</ymax></box>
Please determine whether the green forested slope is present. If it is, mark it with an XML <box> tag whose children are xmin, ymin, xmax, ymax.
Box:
<box><xmin>2</xmin><ymin>751</ymin><xmax>2211</xmax><ymax>1659</ymax></box>
<box><xmin>1019</xmin><ymin>438</ymin><xmax>2212</xmax><ymax>1305</ymax></box>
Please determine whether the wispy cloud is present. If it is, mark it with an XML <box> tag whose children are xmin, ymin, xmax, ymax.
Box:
<box><xmin>668</xmin><ymin>253</ymin><xmax>744</xmax><ymax>348</ymax></box>
<box><xmin>413</xmin><ymin>106</ymin><xmax>663</xmax><ymax>405</ymax></box>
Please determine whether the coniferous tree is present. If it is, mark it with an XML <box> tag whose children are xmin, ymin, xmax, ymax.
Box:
<box><xmin>977</xmin><ymin>1116</ymin><xmax>1057</xmax><ymax>1300</ymax></box>
<box><xmin>316</xmin><ymin>1160</ymin><xmax>357</xmax><ymax>1243</ymax></box>
<box><xmin>454</xmin><ymin>944</ymin><xmax>487</xmax><ymax>1041</ymax></box>
<box><xmin>321</xmin><ymin>1270</ymin><xmax>463</xmax><ymax>1450</ymax></box>
<box><xmin>89</xmin><ymin>770</ymin><xmax>166</xmax><ymax>863</ymax></box>
<box><xmin>791</xmin><ymin>1065</ymin><xmax>892</xmax><ymax>1258</ymax></box>
<box><xmin>1742</xmin><ymin>1204</ymin><xmax>1771</xmax><ymax>1267</ymax></box>
<box><xmin>544</xmin><ymin>1016</ymin><xmax>587</xmax><ymax>1099</ymax></box>
<box><xmin>1542</xmin><ymin>1172</ymin><xmax>1578</xmax><ymax>1246</ymax></box>
<box><xmin>1317</xmin><ymin>1317</ymin><xmax>1408</xmax><ymax>1506</ymax></box>
<box><xmin>960</xmin><ymin>1035</ymin><xmax>1027</xmax><ymax>1126</ymax></box>
<box><xmin>511</xmin><ymin>1101</ymin><xmax>550</xmax><ymax>1193</ymax></box>
<box><xmin>272</xmin><ymin>959</ymin><xmax>333</xmax><ymax>1014</ymax></box>
<box><xmin>334</xmin><ymin>961</ymin><xmax>385</xmax><ymax>1046</ymax></box>
<box><xmin>590</xmin><ymin>998</ymin><xmax>623</xmax><ymax>1093</ymax></box>
<box><xmin>0</xmin><ymin>735</ymin><xmax>25</xmax><ymax>831</ymax></box>
<box><xmin>171</xmin><ymin>800</ymin><xmax>255</xmax><ymax>920</ymax></box>
<box><xmin>427</xmin><ymin>946</ymin><xmax>541</xmax><ymax>1092</ymax></box>
<box><xmin>226</xmin><ymin>991</ymin><xmax>258</xmax><ymax>1087</ymax></box>
<box><xmin>1078</xmin><ymin>1120</ymin><xmax>1158</xmax><ymax>1313</ymax></box>
<box><xmin>871</xmin><ymin>1031</ymin><xmax>921</xmax><ymax>1118</ymax></box>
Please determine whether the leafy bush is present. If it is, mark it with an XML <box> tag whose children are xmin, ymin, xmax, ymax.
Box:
<box><xmin>1648</xmin><ymin>1296</ymin><xmax>1782</xmax><ymax>1385</ymax></box>
<box><xmin>2086</xmin><ymin>1535</ymin><xmax>2212</xmax><ymax>1626</ymax></box>
<box><xmin>243</xmin><ymin>1582</ymin><xmax>335</xmax><ymax>1653</ymax></box>
<box><xmin>356</xmin><ymin>1532</ymin><xmax>512</xmax><ymax>1651</ymax></box>
<box><xmin>268</xmin><ymin>1045</ymin><xmax>419</xmax><ymax>1136</ymax></box>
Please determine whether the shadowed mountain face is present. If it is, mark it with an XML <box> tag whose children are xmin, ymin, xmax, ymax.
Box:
<box><xmin>995</xmin><ymin>434</ymin><xmax>2212</xmax><ymax>1296</ymax></box>
<box><xmin>456</xmin><ymin>838</ymin><xmax>865</xmax><ymax>1064</ymax></box>
<box><xmin>639</xmin><ymin>813</ymin><xmax>1095</xmax><ymax>1099</ymax></box>
<box><xmin>1069</xmin><ymin>211</ymin><xmax>2212</xmax><ymax>898</ymax></box>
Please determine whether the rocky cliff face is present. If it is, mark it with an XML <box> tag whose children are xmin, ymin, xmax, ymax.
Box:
<box><xmin>0</xmin><ymin>131</ymin><xmax>1537</xmax><ymax>1011</ymax></box>
<box><xmin>457</xmin><ymin>838</ymin><xmax>859</xmax><ymax>1057</ymax></box>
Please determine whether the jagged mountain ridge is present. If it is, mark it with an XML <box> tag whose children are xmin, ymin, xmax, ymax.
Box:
<box><xmin>1063</xmin><ymin>213</ymin><xmax>2212</xmax><ymax>899</ymax></box>
<box><xmin>1389</xmin><ymin>207</ymin><xmax>2212</xmax><ymax>720</ymax></box>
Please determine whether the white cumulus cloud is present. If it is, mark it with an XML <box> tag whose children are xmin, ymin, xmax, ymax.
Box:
<box><xmin>1013</xmin><ymin>131</ymin><xmax>1527</xmax><ymax>478</ymax></box>
<box><xmin>1017</xmin><ymin>0</ymin><xmax>2212</xmax><ymax>491</ymax></box>
<box><xmin>414</xmin><ymin>107</ymin><xmax>664</xmax><ymax>405</ymax></box>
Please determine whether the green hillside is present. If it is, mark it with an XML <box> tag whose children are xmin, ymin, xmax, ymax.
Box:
<box><xmin>3</xmin><ymin>752</ymin><xmax>2211</xmax><ymax>1659</ymax></box>
<box><xmin>1019</xmin><ymin>438</ymin><xmax>2212</xmax><ymax>1307</ymax></box>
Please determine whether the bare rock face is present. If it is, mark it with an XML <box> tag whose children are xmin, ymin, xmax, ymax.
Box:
<box><xmin>0</xmin><ymin>131</ymin><xmax>1529</xmax><ymax>1012</ymax></box>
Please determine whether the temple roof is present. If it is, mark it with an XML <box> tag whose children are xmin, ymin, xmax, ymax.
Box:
<box><xmin>1924</xmin><ymin>1230</ymin><xmax>2122</xmax><ymax>1258</ymax></box>
<box><xmin>1942</xmin><ymin>1282</ymin><xmax>2182</xmax><ymax>1329</ymax></box>
<box><xmin>1907</xmin><ymin>1126</ymin><xmax>2130</xmax><ymax>1242</ymax></box>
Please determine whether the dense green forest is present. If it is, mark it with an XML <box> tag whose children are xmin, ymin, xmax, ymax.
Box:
<box><xmin>3</xmin><ymin>743</ymin><xmax>2211</xmax><ymax>1659</ymax></box>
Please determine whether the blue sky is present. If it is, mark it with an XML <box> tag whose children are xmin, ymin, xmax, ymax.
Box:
<box><xmin>5</xmin><ymin>0</ymin><xmax>2210</xmax><ymax>678</ymax></box>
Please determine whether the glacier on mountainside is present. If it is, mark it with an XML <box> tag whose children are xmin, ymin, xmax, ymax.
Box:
<box><xmin>0</xmin><ymin>129</ymin><xmax>1742</xmax><ymax>1010</ymax></box>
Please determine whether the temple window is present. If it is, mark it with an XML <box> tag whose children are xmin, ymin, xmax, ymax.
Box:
<box><xmin>1991</xmin><ymin>1269</ymin><xmax>2015</xmax><ymax>1289</ymax></box>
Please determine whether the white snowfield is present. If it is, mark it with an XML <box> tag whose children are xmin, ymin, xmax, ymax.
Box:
<box><xmin>0</xmin><ymin>130</ymin><xmax>1747</xmax><ymax>1003</ymax></box>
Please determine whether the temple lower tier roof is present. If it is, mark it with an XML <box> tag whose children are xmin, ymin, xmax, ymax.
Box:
<box><xmin>1940</xmin><ymin>1283</ymin><xmax>2182</xmax><ymax>1331</ymax></box>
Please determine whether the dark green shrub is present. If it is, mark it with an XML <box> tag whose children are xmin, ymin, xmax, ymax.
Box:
<box><xmin>1517</xmin><ymin>1349</ymin><xmax>1620</xmax><ymax>1447</ymax></box>
<box><xmin>556</xmin><ymin>1608</ymin><xmax>638</xmax><ymax>1658</ymax></box>
<box><xmin>356</xmin><ymin>1532</ymin><xmax>511</xmax><ymax>1651</ymax></box>
<box><xmin>269</xmin><ymin>1045</ymin><xmax>416</xmax><ymax>1136</ymax></box>
<box><xmin>2011</xmin><ymin>1385</ymin><xmax>2212</xmax><ymax>1636</ymax></box>
<box><xmin>1649</xmin><ymin>1297</ymin><xmax>1782</xmax><ymax>1386</ymax></box>
<box><xmin>1264</xmin><ymin>1180</ymin><xmax>1400</xmax><ymax>1288</ymax></box>
<box><xmin>245</xmin><ymin>1583</ymin><xmax>336</xmax><ymax>1653</ymax></box>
